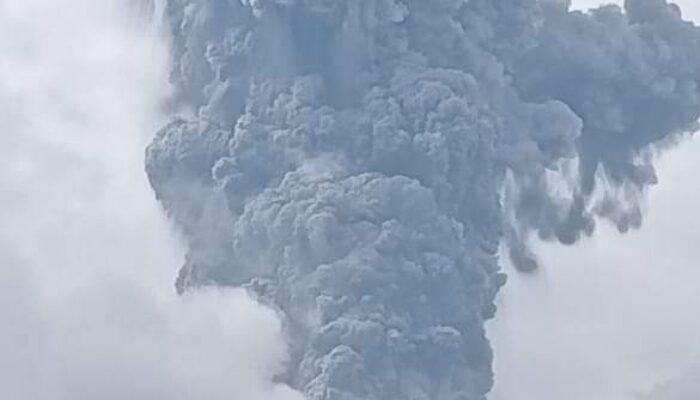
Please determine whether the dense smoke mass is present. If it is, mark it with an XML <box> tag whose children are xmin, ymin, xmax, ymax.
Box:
<box><xmin>145</xmin><ymin>0</ymin><xmax>700</xmax><ymax>399</ymax></box>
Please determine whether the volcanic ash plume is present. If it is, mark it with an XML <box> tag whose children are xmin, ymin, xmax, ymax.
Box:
<box><xmin>146</xmin><ymin>0</ymin><xmax>700</xmax><ymax>399</ymax></box>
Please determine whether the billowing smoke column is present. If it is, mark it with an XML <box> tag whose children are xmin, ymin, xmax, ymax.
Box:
<box><xmin>145</xmin><ymin>0</ymin><xmax>700</xmax><ymax>398</ymax></box>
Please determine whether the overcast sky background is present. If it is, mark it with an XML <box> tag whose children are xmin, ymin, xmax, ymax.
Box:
<box><xmin>1</xmin><ymin>1</ymin><xmax>699</xmax><ymax>400</ymax></box>
<box><xmin>489</xmin><ymin>2</ymin><xmax>700</xmax><ymax>400</ymax></box>
<box><xmin>0</xmin><ymin>1</ymin><xmax>301</xmax><ymax>399</ymax></box>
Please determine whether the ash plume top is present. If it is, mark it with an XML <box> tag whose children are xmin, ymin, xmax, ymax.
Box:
<box><xmin>146</xmin><ymin>0</ymin><xmax>700</xmax><ymax>399</ymax></box>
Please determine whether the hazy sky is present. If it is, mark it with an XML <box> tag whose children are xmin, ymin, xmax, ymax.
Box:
<box><xmin>489</xmin><ymin>2</ymin><xmax>700</xmax><ymax>400</ymax></box>
<box><xmin>0</xmin><ymin>1</ymin><xmax>300</xmax><ymax>399</ymax></box>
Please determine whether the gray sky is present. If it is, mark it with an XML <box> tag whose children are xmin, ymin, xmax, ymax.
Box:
<box><xmin>489</xmin><ymin>3</ymin><xmax>700</xmax><ymax>400</ymax></box>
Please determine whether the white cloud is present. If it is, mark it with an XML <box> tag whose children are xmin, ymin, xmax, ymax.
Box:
<box><xmin>571</xmin><ymin>0</ymin><xmax>700</xmax><ymax>22</ymax></box>
<box><xmin>0</xmin><ymin>1</ymin><xmax>302</xmax><ymax>399</ymax></box>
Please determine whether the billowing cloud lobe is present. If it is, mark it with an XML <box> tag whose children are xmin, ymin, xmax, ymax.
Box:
<box><xmin>146</xmin><ymin>1</ymin><xmax>700</xmax><ymax>399</ymax></box>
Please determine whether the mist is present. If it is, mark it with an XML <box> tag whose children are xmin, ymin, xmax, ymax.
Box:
<box><xmin>0</xmin><ymin>1</ymin><xmax>300</xmax><ymax>399</ymax></box>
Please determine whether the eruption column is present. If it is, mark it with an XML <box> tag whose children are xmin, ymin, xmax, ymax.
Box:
<box><xmin>146</xmin><ymin>1</ymin><xmax>700</xmax><ymax>398</ymax></box>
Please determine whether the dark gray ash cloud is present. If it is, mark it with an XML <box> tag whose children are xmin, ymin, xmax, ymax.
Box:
<box><xmin>145</xmin><ymin>1</ymin><xmax>700</xmax><ymax>399</ymax></box>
